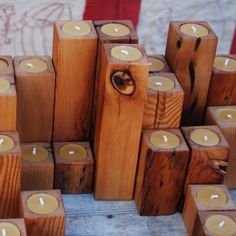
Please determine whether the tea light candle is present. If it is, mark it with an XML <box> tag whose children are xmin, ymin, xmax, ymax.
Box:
<box><xmin>0</xmin><ymin>77</ymin><xmax>10</xmax><ymax>93</ymax></box>
<box><xmin>22</xmin><ymin>145</ymin><xmax>48</xmax><ymax>162</ymax></box>
<box><xmin>190</xmin><ymin>128</ymin><xmax>220</xmax><ymax>146</ymax></box>
<box><xmin>147</xmin><ymin>75</ymin><xmax>175</xmax><ymax>91</ymax></box>
<box><xmin>180</xmin><ymin>23</ymin><xmax>209</xmax><ymax>37</ymax></box>
<box><xmin>100</xmin><ymin>23</ymin><xmax>130</xmax><ymax>37</ymax></box>
<box><xmin>0</xmin><ymin>223</ymin><xmax>20</xmax><ymax>236</ymax></box>
<box><xmin>59</xmin><ymin>144</ymin><xmax>87</xmax><ymax>161</ymax></box>
<box><xmin>197</xmin><ymin>186</ymin><xmax>228</xmax><ymax>207</ymax></box>
<box><xmin>0</xmin><ymin>135</ymin><xmax>14</xmax><ymax>152</ymax></box>
<box><xmin>150</xmin><ymin>130</ymin><xmax>180</xmax><ymax>149</ymax></box>
<box><xmin>205</xmin><ymin>214</ymin><xmax>236</xmax><ymax>235</ymax></box>
<box><xmin>0</xmin><ymin>59</ymin><xmax>8</xmax><ymax>72</ymax></box>
<box><xmin>214</xmin><ymin>56</ymin><xmax>236</xmax><ymax>72</ymax></box>
<box><xmin>27</xmin><ymin>193</ymin><xmax>58</xmax><ymax>214</ymax></box>
<box><xmin>217</xmin><ymin>108</ymin><xmax>236</xmax><ymax>123</ymax></box>
<box><xmin>148</xmin><ymin>57</ymin><xmax>165</xmax><ymax>72</ymax></box>
<box><xmin>111</xmin><ymin>45</ymin><xmax>142</xmax><ymax>61</ymax></box>
<box><xmin>61</xmin><ymin>21</ymin><xmax>91</xmax><ymax>36</ymax></box>
<box><xmin>19</xmin><ymin>58</ymin><xmax>48</xmax><ymax>73</ymax></box>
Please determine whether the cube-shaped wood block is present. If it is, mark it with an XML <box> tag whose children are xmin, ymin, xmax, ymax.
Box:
<box><xmin>0</xmin><ymin>218</ymin><xmax>27</xmax><ymax>236</ymax></box>
<box><xmin>0</xmin><ymin>56</ymin><xmax>14</xmax><ymax>75</ymax></box>
<box><xmin>147</xmin><ymin>55</ymin><xmax>171</xmax><ymax>73</ymax></box>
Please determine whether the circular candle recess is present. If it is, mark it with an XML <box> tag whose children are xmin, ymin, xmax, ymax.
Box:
<box><xmin>0</xmin><ymin>59</ymin><xmax>8</xmax><ymax>72</ymax></box>
<box><xmin>197</xmin><ymin>187</ymin><xmax>228</xmax><ymax>207</ymax></box>
<box><xmin>150</xmin><ymin>131</ymin><xmax>180</xmax><ymax>149</ymax></box>
<box><xmin>27</xmin><ymin>193</ymin><xmax>59</xmax><ymax>214</ymax></box>
<box><xmin>0</xmin><ymin>135</ymin><xmax>14</xmax><ymax>152</ymax></box>
<box><xmin>0</xmin><ymin>223</ymin><xmax>20</xmax><ymax>236</ymax></box>
<box><xmin>147</xmin><ymin>75</ymin><xmax>175</xmax><ymax>91</ymax></box>
<box><xmin>180</xmin><ymin>23</ymin><xmax>209</xmax><ymax>37</ymax></box>
<box><xmin>205</xmin><ymin>214</ymin><xmax>236</xmax><ymax>235</ymax></box>
<box><xmin>19</xmin><ymin>58</ymin><xmax>48</xmax><ymax>73</ymax></box>
<box><xmin>190</xmin><ymin>129</ymin><xmax>220</xmax><ymax>146</ymax></box>
<box><xmin>61</xmin><ymin>21</ymin><xmax>91</xmax><ymax>36</ymax></box>
<box><xmin>22</xmin><ymin>145</ymin><xmax>49</xmax><ymax>162</ymax></box>
<box><xmin>59</xmin><ymin>144</ymin><xmax>87</xmax><ymax>161</ymax></box>
<box><xmin>214</xmin><ymin>56</ymin><xmax>236</xmax><ymax>72</ymax></box>
<box><xmin>0</xmin><ymin>77</ymin><xmax>10</xmax><ymax>93</ymax></box>
<box><xmin>101</xmin><ymin>23</ymin><xmax>130</xmax><ymax>37</ymax></box>
<box><xmin>217</xmin><ymin>108</ymin><xmax>236</xmax><ymax>123</ymax></box>
<box><xmin>111</xmin><ymin>46</ymin><xmax>142</xmax><ymax>61</ymax></box>
<box><xmin>148</xmin><ymin>57</ymin><xmax>165</xmax><ymax>72</ymax></box>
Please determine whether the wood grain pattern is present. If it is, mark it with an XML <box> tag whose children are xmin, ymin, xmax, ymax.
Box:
<box><xmin>20</xmin><ymin>190</ymin><xmax>66</xmax><ymax>236</ymax></box>
<box><xmin>0</xmin><ymin>75</ymin><xmax>16</xmax><ymax>131</ymax></box>
<box><xmin>14</xmin><ymin>56</ymin><xmax>55</xmax><ymax>142</ymax></box>
<box><xmin>0</xmin><ymin>218</ymin><xmax>27</xmax><ymax>236</ymax></box>
<box><xmin>0</xmin><ymin>56</ymin><xmax>14</xmax><ymax>75</ymax></box>
<box><xmin>94</xmin><ymin>43</ymin><xmax>148</xmax><ymax>200</ymax></box>
<box><xmin>165</xmin><ymin>21</ymin><xmax>218</xmax><ymax>125</ymax></box>
<box><xmin>53</xmin><ymin>20</ymin><xmax>98</xmax><ymax>142</ymax></box>
<box><xmin>207</xmin><ymin>55</ymin><xmax>236</xmax><ymax>106</ymax></box>
<box><xmin>21</xmin><ymin>143</ymin><xmax>54</xmax><ymax>191</ymax></box>
<box><xmin>143</xmin><ymin>73</ymin><xmax>184</xmax><ymax>129</ymax></box>
<box><xmin>0</xmin><ymin>132</ymin><xmax>21</xmax><ymax>218</ymax></box>
<box><xmin>135</xmin><ymin>129</ymin><xmax>189</xmax><ymax>216</ymax></box>
<box><xmin>182</xmin><ymin>126</ymin><xmax>230</xmax><ymax>194</ymax></box>
<box><xmin>147</xmin><ymin>55</ymin><xmax>171</xmax><ymax>73</ymax></box>
<box><xmin>53</xmin><ymin>142</ymin><xmax>94</xmax><ymax>193</ymax></box>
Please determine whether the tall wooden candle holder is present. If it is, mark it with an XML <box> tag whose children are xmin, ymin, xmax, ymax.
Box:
<box><xmin>20</xmin><ymin>190</ymin><xmax>65</xmax><ymax>236</ymax></box>
<box><xmin>205</xmin><ymin>106</ymin><xmax>236</xmax><ymax>188</ymax></box>
<box><xmin>0</xmin><ymin>132</ymin><xmax>21</xmax><ymax>218</ymax></box>
<box><xmin>165</xmin><ymin>21</ymin><xmax>217</xmax><ymax>125</ymax></box>
<box><xmin>14</xmin><ymin>56</ymin><xmax>55</xmax><ymax>142</ymax></box>
<box><xmin>0</xmin><ymin>56</ymin><xmax>14</xmax><ymax>75</ymax></box>
<box><xmin>143</xmin><ymin>73</ymin><xmax>184</xmax><ymax>129</ymax></box>
<box><xmin>134</xmin><ymin>129</ymin><xmax>189</xmax><ymax>216</ymax></box>
<box><xmin>0</xmin><ymin>75</ymin><xmax>16</xmax><ymax>131</ymax></box>
<box><xmin>21</xmin><ymin>143</ymin><xmax>54</xmax><ymax>191</ymax></box>
<box><xmin>181</xmin><ymin>126</ymin><xmax>229</xmax><ymax>193</ymax></box>
<box><xmin>94</xmin><ymin>44</ymin><xmax>148</xmax><ymax>200</ymax></box>
<box><xmin>207</xmin><ymin>55</ymin><xmax>236</xmax><ymax>106</ymax></box>
<box><xmin>53</xmin><ymin>20</ymin><xmax>97</xmax><ymax>142</ymax></box>
<box><xmin>183</xmin><ymin>184</ymin><xmax>235</xmax><ymax>236</ymax></box>
<box><xmin>147</xmin><ymin>55</ymin><xmax>171</xmax><ymax>73</ymax></box>
<box><xmin>0</xmin><ymin>219</ymin><xmax>27</xmax><ymax>236</ymax></box>
<box><xmin>53</xmin><ymin>142</ymin><xmax>94</xmax><ymax>193</ymax></box>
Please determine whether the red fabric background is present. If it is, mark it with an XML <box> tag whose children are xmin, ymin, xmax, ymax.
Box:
<box><xmin>230</xmin><ymin>28</ymin><xmax>236</xmax><ymax>54</ymax></box>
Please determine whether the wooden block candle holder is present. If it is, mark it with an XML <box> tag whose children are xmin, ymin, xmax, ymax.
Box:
<box><xmin>147</xmin><ymin>55</ymin><xmax>171</xmax><ymax>74</ymax></box>
<box><xmin>0</xmin><ymin>132</ymin><xmax>21</xmax><ymax>218</ymax></box>
<box><xmin>53</xmin><ymin>20</ymin><xmax>97</xmax><ymax>142</ymax></box>
<box><xmin>193</xmin><ymin>211</ymin><xmax>236</xmax><ymax>236</ymax></box>
<box><xmin>182</xmin><ymin>126</ymin><xmax>229</xmax><ymax>193</ymax></box>
<box><xmin>94</xmin><ymin>44</ymin><xmax>148</xmax><ymax>200</ymax></box>
<box><xmin>0</xmin><ymin>56</ymin><xmax>14</xmax><ymax>75</ymax></box>
<box><xmin>183</xmin><ymin>184</ymin><xmax>235</xmax><ymax>236</ymax></box>
<box><xmin>207</xmin><ymin>55</ymin><xmax>236</xmax><ymax>106</ymax></box>
<box><xmin>0</xmin><ymin>219</ymin><xmax>27</xmax><ymax>236</ymax></box>
<box><xmin>205</xmin><ymin>106</ymin><xmax>236</xmax><ymax>188</ymax></box>
<box><xmin>134</xmin><ymin>129</ymin><xmax>189</xmax><ymax>216</ymax></box>
<box><xmin>0</xmin><ymin>75</ymin><xmax>16</xmax><ymax>131</ymax></box>
<box><xmin>14</xmin><ymin>56</ymin><xmax>55</xmax><ymax>142</ymax></box>
<box><xmin>165</xmin><ymin>21</ymin><xmax>218</xmax><ymax>125</ymax></box>
<box><xmin>21</xmin><ymin>143</ymin><xmax>54</xmax><ymax>191</ymax></box>
<box><xmin>142</xmin><ymin>72</ymin><xmax>184</xmax><ymax>129</ymax></box>
<box><xmin>53</xmin><ymin>142</ymin><xmax>94</xmax><ymax>193</ymax></box>
<box><xmin>20</xmin><ymin>190</ymin><xmax>65</xmax><ymax>236</ymax></box>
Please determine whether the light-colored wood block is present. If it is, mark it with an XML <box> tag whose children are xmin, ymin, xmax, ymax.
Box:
<box><xmin>0</xmin><ymin>218</ymin><xmax>27</xmax><ymax>236</ymax></box>
<box><xmin>0</xmin><ymin>56</ymin><xmax>14</xmax><ymax>75</ymax></box>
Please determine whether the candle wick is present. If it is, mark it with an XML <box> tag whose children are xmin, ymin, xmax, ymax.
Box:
<box><xmin>32</xmin><ymin>147</ymin><xmax>37</xmax><ymax>155</ymax></box>
<box><xmin>163</xmin><ymin>135</ymin><xmax>168</xmax><ymax>143</ymax></box>
<box><xmin>155</xmin><ymin>82</ymin><xmax>162</xmax><ymax>86</ymax></box>
<box><xmin>69</xmin><ymin>150</ymin><xmax>75</xmax><ymax>155</ymax></box>
<box><xmin>0</xmin><ymin>138</ymin><xmax>4</xmax><ymax>146</ymax></box>
<box><xmin>121</xmin><ymin>49</ymin><xmax>129</xmax><ymax>55</ymax></box>
<box><xmin>224</xmin><ymin>58</ymin><xmax>229</xmax><ymax>66</ymax></box>
<box><xmin>39</xmin><ymin>197</ymin><xmax>44</xmax><ymax>205</ymax></box>
<box><xmin>74</xmin><ymin>25</ymin><xmax>81</xmax><ymax>31</ymax></box>
<box><xmin>203</xmin><ymin>135</ymin><xmax>208</xmax><ymax>141</ymax></box>
<box><xmin>210</xmin><ymin>194</ymin><xmax>219</xmax><ymax>199</ymax></box>
<box><xmin>1</xmin><ymin>229</ymin><xmax>6</xmax><ymax>236</ymax></box>
<box><xmin>227</xmin><ymin>113</ymin><xmax>232</xmax><ymax>119</ymax></box>
<box><xmin>114</xmin><ymin>27</ymin><xmax>119</xmax><ymax>32</ymax></box>
<box><xmin>191</xmin><ymin>26</ymin><xmax>197</xmax><ymax>32</ymax></box>
<box><xmin>218</xmin><ymin>221</ymin><xmax>225</xmax><ymax>228</ymax></box>
<box><xmin>26</xmin><ymin>63</ymin><xmax>34</xmax><ymax>68</ymax></box>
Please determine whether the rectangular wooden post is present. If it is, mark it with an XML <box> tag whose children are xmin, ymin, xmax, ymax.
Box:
<box><xmin>147</xmin><ymin>55</ymin><xmax>171</xmax><ymax>74</ymax></box>
<box><xmin>0</xmin><ymin>56</ymin><xmax>14</xmax><ymax>75</ymax></box>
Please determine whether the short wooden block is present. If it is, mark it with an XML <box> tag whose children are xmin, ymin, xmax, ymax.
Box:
<box><xmin>14</xmin><ymin>56</ymin><xmax>55</xmax><ymax>142</ymax></box>
<box><xmin>94</xmin><ymin>43</ymin><xmax>148</xmax><ymax>200</ymax></box>
<box><xmin>0</xmin><ymin>132</ymin><xmax>21</xmax><ymax>218</ymax></box>
<box><xmin>182</xmin><ymin>126</ymin><xmax>230</xmax><ymax>194</ymax></box>
<box><xmin>142</xmin><ymin>72</ymin><xmax>184</xmax><ymax>129</ymax></box>
<box><xmin>165</xmin><ymin>21</ymin><xmax>218</xmax><ymax>125</ymax></box>
<box><xmin>205</xmin><ymin>106</ymin><xmax>236</xmax><ymax>188</ymax></box>
<box><xmin>147</xmin><ymin>55</ymin><xmax>171</xmax><ymax>73</ymax></box>
<box><xmin>53</xmin><ymin>20</ymin><xmax>98</xmax><ymax>141</ymax></box>
<box><xmin>207</xmin><ymin>55</ymin><xmax>236</xmax><ymax>106</ymax></box>
<box><xmin>20</xmin><ymin>190</ymin><xmax>66</xmax><ymax>236</ymax></box>
<box><xmin>0</xmin><ymin>75</ymin><xmax>16</xmax><ymax>131</ymax></box>
<box><xmin>53</xmin><ymin>142</ymin><xmax>94</xmax><ymax>193</ymax></box>
<box><xmin>0</xmin><ymin>56</ymin><xmax>14</xmax><ymax>75</ymax></box>
<box><xmin>193</xmin><ymin>211</ymin><xmax>236</xmax><ymax>236</ymax></box>
<box><xmin>21</xmin><ymin>143</ymin><xmax>54</xmax><ymax>191</ymax></box>
<box><xmin>0</xmin><ymin>218</ymin><xmax>27</xmax><ymax>236</ymax></box>
<box><xmin>183</xmin><ymin>184</ymin><xmax>235</xmax><ymax>236</ymax></box>
<box><xmin>135</xmin><ymin>129</ymin><xmax>189</xmax><ymax>215</ymax></box>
